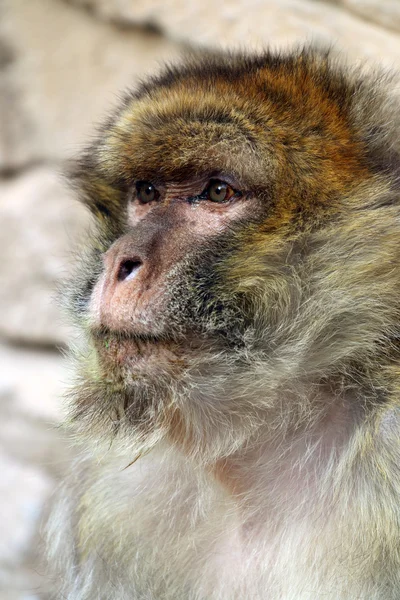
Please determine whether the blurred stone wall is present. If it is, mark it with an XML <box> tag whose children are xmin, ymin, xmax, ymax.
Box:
<box><xmin>1</xmin><ymin>0</ymin><xmax>400</xmax><ymax>598</ymax></box>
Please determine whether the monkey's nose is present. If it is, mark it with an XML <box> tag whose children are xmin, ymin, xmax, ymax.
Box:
<box><xmin>117</xmin><ymin>258</ymin><xmax>143</xmax><ymax>282</ymax></box>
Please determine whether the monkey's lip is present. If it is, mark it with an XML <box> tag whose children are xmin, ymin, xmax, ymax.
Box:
<box><xmin>91</xmin><ymin>326</ymin><xmax>177</xmax><ymax>348</ymax></box>
<box><xmin>91</xmin><ymin>327</ymin><xmax>167</xmax><ymax>345</ymax></box>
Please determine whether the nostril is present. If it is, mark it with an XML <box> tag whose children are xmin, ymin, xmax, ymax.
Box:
<box><xmin>117</xmin><ymin>259</ymin><xmax>142</xmax><ymax>282</ymax></box>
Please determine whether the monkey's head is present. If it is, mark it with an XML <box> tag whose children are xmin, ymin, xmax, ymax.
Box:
<box><xmin>67</xmin><ymin>49</ymin><xmax>400</xmax><ymax>460</ymax></box>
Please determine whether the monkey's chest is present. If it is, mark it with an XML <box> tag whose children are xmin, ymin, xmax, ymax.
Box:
<box><xmin>80</xmin><ymin>450</ymin><xmax>340</xmax><ymax>600</ymax></box>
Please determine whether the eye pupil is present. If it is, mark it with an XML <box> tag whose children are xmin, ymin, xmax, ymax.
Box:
<box><xmin>137</xmin><ymin>182</ymin><xmax>157</xmax><ymax>203</ymax></box>
<box><xmin>208</xmin><ymin>180</ymin><xmax>229</xmax><ymax>202</ymax></box>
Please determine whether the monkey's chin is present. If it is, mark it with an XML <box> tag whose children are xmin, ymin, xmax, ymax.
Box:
<box><xmin>92</xmin><ymin>331</ymin><xmax>188</xmax><ymax>376</ymax></box>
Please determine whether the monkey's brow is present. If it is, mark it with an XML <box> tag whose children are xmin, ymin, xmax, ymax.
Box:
<box><xmin>122</xmin><ymin>166</ymin><xmax>245</xmax><ymax>190</ymax></box>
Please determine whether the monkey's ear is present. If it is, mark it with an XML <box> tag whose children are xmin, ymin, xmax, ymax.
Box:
<box><xmin>65</xmin><ymin>158</ymin><xmax>124</xmax><ymax>223</ymax></box>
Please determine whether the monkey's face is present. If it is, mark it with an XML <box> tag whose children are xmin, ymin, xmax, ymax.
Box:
<box><xmin>69</xmin><ymin>52</ymin><xmax>397</xmax><ymax>455</ymax></box>
<box><xmin>88</xmin><ymin>176</ymin><xmax>260</xmax><ymax>374</ymax></box>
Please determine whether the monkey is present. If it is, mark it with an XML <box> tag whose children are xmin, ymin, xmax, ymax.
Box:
<box><xmin>46</xmin><ymin>47</ymin><xmax>400</xmax><ymax>599</ymax></box>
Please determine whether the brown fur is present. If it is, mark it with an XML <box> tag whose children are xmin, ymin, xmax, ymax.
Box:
<box><xmin>48</xmin><ymin>47</ymin><xmax>400</xmax><ymax>599</ymax></box>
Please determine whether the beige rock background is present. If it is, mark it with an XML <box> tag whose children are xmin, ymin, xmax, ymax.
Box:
<box><xmin>0</xmin><ymin>0</ymin><xmax>399</xmax><ymax>597</ymax></box>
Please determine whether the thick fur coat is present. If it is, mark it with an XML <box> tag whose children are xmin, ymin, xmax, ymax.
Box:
<box><xmin>48</xmin><ymin>48</ymin><xmax>400</xmax><ymax>599</ymax></box>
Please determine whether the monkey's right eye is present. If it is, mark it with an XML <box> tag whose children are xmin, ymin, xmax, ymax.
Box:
<box><xmin>136</xmin><ymin>182</ymin><xmax>160</xmax><ymax>204</ymax></box>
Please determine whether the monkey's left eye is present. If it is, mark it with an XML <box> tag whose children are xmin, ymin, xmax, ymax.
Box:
<box><xmin>136</xmin><ymin>181</ymin><xmax>160</xmax><ymax>203</ymax></box>
<box><xmin>204</xmin><ymin>180</ymin><xmax>239</xmax><ymax>203</ymax></box>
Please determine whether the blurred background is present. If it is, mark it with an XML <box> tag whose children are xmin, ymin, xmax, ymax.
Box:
<box><xmin>1</xmin><ymin>0</ymin><xmax>400</xmax><ymax>598</ymax></box>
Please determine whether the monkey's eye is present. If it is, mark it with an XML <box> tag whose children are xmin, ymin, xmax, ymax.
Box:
<box><xmin>136</xmin><ymin>181</ymin><xmax>160</xmax><ymax>203</ymax></box>
<box><xmin>204</xmin><ymin>180</ymin><xmax>238</xmax><ymax>203</ymax></box>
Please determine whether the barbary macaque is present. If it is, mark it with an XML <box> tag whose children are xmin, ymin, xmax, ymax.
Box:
<box><xmin>47</xmin><ymin>48</ymin><xmax>400</xmax><ymax>599</ymax></box>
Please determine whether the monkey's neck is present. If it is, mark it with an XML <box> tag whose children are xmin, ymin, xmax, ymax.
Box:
<box><xmin>212</xmin><ymin>396</ymin><xmax>354</xmax><ymax>519</ymax></box>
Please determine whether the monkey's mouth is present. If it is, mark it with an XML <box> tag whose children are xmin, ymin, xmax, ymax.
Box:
<box><xmin>91</xmin><ymin>328</ymin><xmax>189</xmax><ymax>372</ymax></box>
